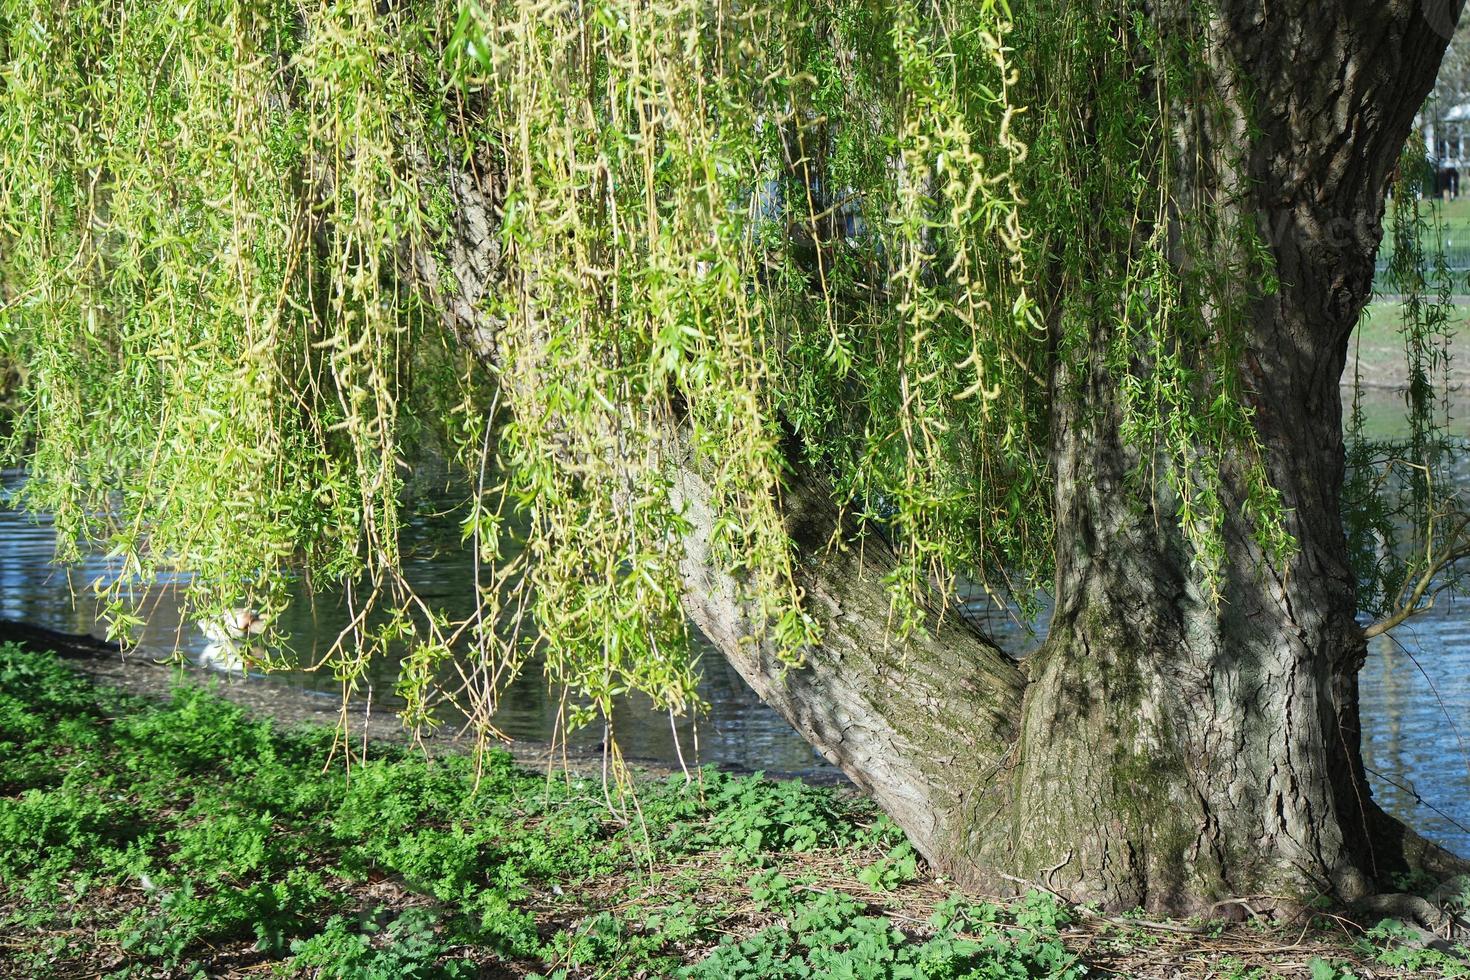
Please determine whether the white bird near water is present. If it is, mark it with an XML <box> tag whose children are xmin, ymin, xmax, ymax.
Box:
<box><xmin>197</xmin><ymin>607</ymin><xmax>267</xmax><ymax>675</ymax></box>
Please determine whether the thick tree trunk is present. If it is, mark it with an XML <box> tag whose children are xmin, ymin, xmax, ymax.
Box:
<box><xmin>675</xmin><ymin>1</ymin><xmax>1470</xmax><ymax>913</ymax></box>
<box><xmin>997</xmin><ymin>1</ymin><xmax>1467</xmax><ymax>910</ymax></box>
<box><xmin>421</xmin><ymin>0</ymin><xmax>1469</xmax><ymax>914</ymax></box>
<box><xmin>1017</xmin><ymin>346</ymin><xmax>1389</xmax><ymax>910</ymax></box>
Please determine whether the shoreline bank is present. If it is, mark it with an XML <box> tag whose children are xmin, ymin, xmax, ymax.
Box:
<box><xmin>0</xmin><ymin>619</ymin><xmax>839</xmax><ymax>786</ymax></box>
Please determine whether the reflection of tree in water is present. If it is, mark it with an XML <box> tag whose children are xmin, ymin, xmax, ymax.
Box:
<box><xmin>1360</xmin><ymin>622</ymin><xmax>1470</xmax><ymax>853</ymax></box>
<box><xmin>1362</xmin><ymin>633</ymin><xmax>1409</xmax><ymax>817</ymax></box>
<box><xmin>0</xmin><ymin>483</ymin><xmax>825</xmax><ymax>776</ymax></box>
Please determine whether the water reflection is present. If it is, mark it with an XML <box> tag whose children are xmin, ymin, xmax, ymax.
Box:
<box><xmin>1349</xmin><ymin>386</ymin><xmax>1470</xmax><ymax>853</ymax></box>
<box><xmin>0</xmin><ymin>469</ymin><xmax>832</xmax><ymax>777</ymax></box>
<box><xmin>1360</xmin><ymin>613</ymin><xmax>1470</xmax><ymax>851</ymax></box>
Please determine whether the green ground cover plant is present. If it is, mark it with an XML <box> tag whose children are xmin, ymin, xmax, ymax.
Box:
<box><xmin>0</xmin><ymin>642</ymin><xmax>1465</xmax><ymax>979</ymax></box>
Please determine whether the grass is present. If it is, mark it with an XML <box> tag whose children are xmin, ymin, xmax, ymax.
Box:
<box><xmin>1379</xmin><ymin>196</ymin><xmax>1470</xmax><ymax>265</ymax></box>
<box><xmin>1422</xmin><ymin>197</ymin><xmax>1470</xmax><ymax>252</ymax></box>
<box><xmin>1344</xmin><ymin>301</ymin><xmax>1469</xmax><ymax>424</ymax></box>
<box><xmin>1355</xmin><ymin>302</ymin><xmax>1467</xmax><ymax>348</ymax></box>
<box><xmin>1</xmin><ymin>642</ymin><xmax>1467</xmax><ymax>978</ymax></box>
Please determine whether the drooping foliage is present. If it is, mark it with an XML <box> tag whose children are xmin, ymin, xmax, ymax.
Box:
<box><xmin>0</xmin><ymin>1</ymin><xmax>1439</xmax><ymax>746</ymax></box>
<box><xmin>1344</xmin><ymin>144</ymin><xmax>1468</xmax><ymax>633</ymax></box>
<box><xmin>0</xmin><ymin>0</ymin><xmax>478</xmax><ymax>701</ymax></box>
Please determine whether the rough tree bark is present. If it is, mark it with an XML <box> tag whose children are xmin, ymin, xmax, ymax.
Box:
<box><xmin>423</xmin><ymin>1</ymin><xmax>1470</xmax><ymax>914</ymax></box>
<box><xmin>1000</xmin><ymin>1</ymin><xmax>1468</xmax><ymax>911</ymax></box>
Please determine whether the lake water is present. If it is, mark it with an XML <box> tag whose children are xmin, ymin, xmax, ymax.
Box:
<box><xmin>1</xmin><ymin>387</ymin><xmax>1468</xmax><ymax>853</ymax></box>
<box><xmin>0</xmin><ymin>475</ymin><xmax>834</xmax><ymax>779</ymax></box>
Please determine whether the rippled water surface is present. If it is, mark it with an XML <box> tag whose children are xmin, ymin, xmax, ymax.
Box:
<box><xmin>2</xmin><ymin>387</ymin><xmax>1468</xmax><ymax>852</ymax></box>
<box><xmin>0</xmin><ymin>474</ymin><xmax>835</xmax><ymax>777</ymax></box>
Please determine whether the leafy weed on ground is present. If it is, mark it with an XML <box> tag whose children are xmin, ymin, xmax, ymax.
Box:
<box><xmin>0</xmin><ymin>643</ymin><xmax>1466</xmax><ymax>978</ymax></box>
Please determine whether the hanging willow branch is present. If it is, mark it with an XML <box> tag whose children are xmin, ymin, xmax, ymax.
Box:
<box><xmin>0</xmin><ymin>0</ymin><xmax>1403</xmax><ymax>756</ymax></box>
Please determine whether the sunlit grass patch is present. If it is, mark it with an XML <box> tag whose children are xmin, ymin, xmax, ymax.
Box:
<box><xmin>1</xmin><ymin>642</ymin><xmax>1465</xmax><ymax>979</ymax></box>
<box><xmin>0</xmin><ymin>643</ymin><xmax>1013</xmax><ymax>977</ymax></box>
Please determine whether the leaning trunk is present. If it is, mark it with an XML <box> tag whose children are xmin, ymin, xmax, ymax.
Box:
<box><xmin>676</xmin><ymin>1</ymin><xmax>1467</xmax><ymax>913</ymax></box>
<box><xmin>412</xmin><ymin>0</ymin><xmax>1468</xmax><ymax>913</ymax></box>
<box><xmin>672</xmin><ymin>458</ymin><xmax>1028</xmax><ymax>872</ymax></box>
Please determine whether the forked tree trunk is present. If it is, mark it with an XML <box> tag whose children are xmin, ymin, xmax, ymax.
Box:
<box><xmin>423</xmin><ymin>1</ymin><xmax>1469</xmax><ymax>913</ymax></box>
<box><xmin>674</xmin><ymin>1</ymin><xmax>1470</xmax><ymax>913</ymax></box>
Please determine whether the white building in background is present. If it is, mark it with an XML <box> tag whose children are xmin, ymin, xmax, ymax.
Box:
<box><xmin>1422</xmin><ymin>103</ymin><xmax>1470</xmax><ymax>196</ymax></box>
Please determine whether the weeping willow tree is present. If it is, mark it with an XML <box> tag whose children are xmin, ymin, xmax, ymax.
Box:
<box><xmin>2</xmin><ymin>0</ymin><xmax>1469</xmax><ymax>913</ymax></box>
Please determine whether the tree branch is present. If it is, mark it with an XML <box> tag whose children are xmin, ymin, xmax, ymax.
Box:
<box><xmin>1363</xmin><ymin>511</ymin><xmax>1470</xmax><ymax>639</ymax></box>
